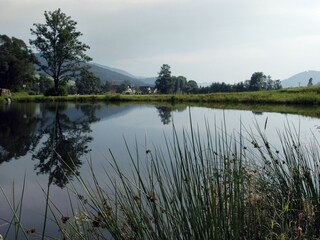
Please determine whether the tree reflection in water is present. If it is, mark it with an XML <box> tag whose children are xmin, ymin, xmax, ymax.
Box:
<box><xmin>0</xmin><ymin>104</ymin><xmax>38</xmax><ymax>163</ymax></box>
<box><xmin>156</xmin><ymin>105</ymin><xmax>187</xmax><ymax>125</ymax></box>
<box><xmin>32</xmin><ymin>103</ymin><xmax>99</xmax><ymax>188</ymax></box>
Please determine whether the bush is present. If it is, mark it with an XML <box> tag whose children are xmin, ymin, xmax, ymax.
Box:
<box><xmin>44</xmin><ymin>86</ymin><xmax>68</xmax><ymax>96</ymax></box>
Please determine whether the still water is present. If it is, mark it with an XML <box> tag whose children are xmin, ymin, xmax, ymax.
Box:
<box><xmin>0</xmin><ymin>102</ymin><xmax>319</xmax><ymax>238</ymax></box>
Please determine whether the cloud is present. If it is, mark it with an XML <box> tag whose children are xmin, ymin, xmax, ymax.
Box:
<box><xmin>2</xmin><ymin>0</ymin><xmax>320</xmax><ymax>83</ymax></box>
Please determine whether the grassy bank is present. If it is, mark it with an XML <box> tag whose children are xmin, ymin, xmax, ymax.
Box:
<box><xmin>2</xmin><ymin>86</ymin><xmax>320</xmax><ymax>105</ymax></box>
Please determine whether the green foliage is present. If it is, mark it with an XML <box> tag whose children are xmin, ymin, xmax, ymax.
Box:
<box><xmin>155</xmin><ymin>64</ymin><xmax>174</xmax><ymax>94</ymax></box>
<box><xmin>186</xmin><ymin>80</ymin><xmax>199</xmax><ymax>93</ymax></box>
<box><xmin>44</xmin><ymin>86</ymin><xmax>67</xmax><ymax>96</ymax></box>
<box><xmin>249</xmin><ymin>72</ymin><xmax>282</xmax><ymax>91</ymax></box>
<box><xmin>28</xmin><ymin>74</ymin><xmax>54</xmax><ymax>94</ymax></box>
<box><xmin>200</xmin><ymin>73</ymin><xmax>282</xmax><ymax>93</ymax></box>
<box><xmin>155</xmin><ymin>65</ymin><xmax>199</xmax><ymax>94</ymax></box>
<box><xmin>102</xmin><ymin>80</ymin><xmax>112</xmax><ymax>92</ymax></box>
<box><xmin>30</xmin><ymin>9</ymin><xmax>92</xmax><ymax>95</ymax></box>
<box><xmin>249</xmin><ymin>72</ymin><xmax>265</xmax><ymax>91</ymax></box>
<box><xmin>116</xmin><ymin>80</ymin><xmax>131</xmax><ymax>93</ymax></box>
<box><xmin>0</xmin><ymin>35</ymin><xmax>35</xmax><ymax>91</ymax></box>
<box><xmin>75</xmin><ymin>68</ymin><xmax>101</xmax><ymax>94</ymax></box>
<box><xmin>173</xmin><ymin>76</ymin><xmax>187</xmax><ymax>93</ymax></box>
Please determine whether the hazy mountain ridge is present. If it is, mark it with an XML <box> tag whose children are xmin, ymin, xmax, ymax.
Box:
<box><xmin>34</xmin><ymin>54</ymin><xmax>156</xmax><ymax>86</ymax></box>
<box><xmin>281</xmin><ymin>70</ymin><xmax>320</xmax><ymax>88</ymax></box>
<box><xmin>88</xmin><ymin>63</ymin><xmax>156</xmax><ymax>86</ymax></box>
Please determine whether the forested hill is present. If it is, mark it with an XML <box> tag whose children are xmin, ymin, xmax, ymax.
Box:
<box><xmin>34</xmin><ymin>53</ymin><xmax>156</xmax><ymax>86</ymax></box>
<box><xmin>88</xmin><ymin>63</ymin><xmax>157</xmax><ymax>86</ymax></box>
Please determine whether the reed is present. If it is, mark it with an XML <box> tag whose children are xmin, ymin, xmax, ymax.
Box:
<box><xmin>2</xmin><ymin>116</ymin><xmax>320</xmax><ymax>239</ymax></box>
<box><xmin>53</xmin><ymin>116</ymin><xmax>320</xmax><ymax>239</ymax></box>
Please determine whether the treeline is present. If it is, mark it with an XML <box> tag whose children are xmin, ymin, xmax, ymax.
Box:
<box><xmin>155</xmin><ymin>64</ymin><xmax>199</xmax><ymax>94</ymax></box>
<box><xmin>154</xmin><ymin>65</ymin><xmax>282</xmax><ymax>94</ymax></box>
<box><xmin>199</xmin><ymin>72</ymin><xmax>282</xmax><ymax>93</ymax></box>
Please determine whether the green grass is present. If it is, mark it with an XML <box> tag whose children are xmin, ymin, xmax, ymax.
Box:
<box><xmin>3</xmin><ymin>86</ymin><xmax>320</xmax><ymax>105</ymax></box>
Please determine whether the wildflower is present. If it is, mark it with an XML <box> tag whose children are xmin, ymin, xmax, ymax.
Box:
<box><xmin>133</xmin><ymin>196</ymin><xmax>141</xmax><ymax>202</ymax></box>
<box><xmin>92</xmin><ymin>213</ymin><xmax>104</xmax><ymax>228</ymax></box>
<box><xmin>147</xmin><ymin>194</ymin><xmax>157</xmax><ymax>203</ymax></box>
<box><xmin>26</xmin><ymin>228</ymin><xmax>36</xmax><ymax>234</ymax></box>
<box><xmin>61</xmin><ymin>215</ymin><xmax>70</xmax><ymax>224</ymax></box>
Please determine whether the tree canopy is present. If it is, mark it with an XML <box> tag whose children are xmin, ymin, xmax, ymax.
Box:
<box><xmin>155</xmin><ymin>64</ymin><xmax>199</xmax><ymax>94</ymax></box>
<box><xmin>30</xmin><ymin>9</ymin><xmax>91</xmax><ymax>95</ymax></box>
<box><xmin>0</xmin><ymin>35</ymin><xmax>35</xmax><ymax>91</ymax></box>
<box><xmin>155</xmin><ymin>64</ymin><xmax>174</xmax><ymax>94</ymax></box>
<box><xmin>76</xmin><ymin>68</ymin><xmax>101</xmax><ymax>94</ymax></box>
<box><xmin>199</xmin><ymin>72</ymin><xmax>282</xmax><ymax>93</ymax></box>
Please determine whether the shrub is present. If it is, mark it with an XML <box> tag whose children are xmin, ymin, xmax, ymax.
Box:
<box><xmin>44</xmin><ymin>86</ymin><xmax>68</xmax><ymax>96</ymax></box>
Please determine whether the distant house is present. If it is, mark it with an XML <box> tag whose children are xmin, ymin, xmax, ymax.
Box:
<box><xmin>123</xmin><ymin>86</ymin><xmax>136</xmax><ymax>94</ymax></box>
<box><xmin>0</xmin><ymin>89</ymin><xmax>11</xmax><ymax>96</ymax></box>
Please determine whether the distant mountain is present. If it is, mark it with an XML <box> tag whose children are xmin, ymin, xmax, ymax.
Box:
<box><xmin>88</xmin><ymin>63</ymin><xmax>156</xmax><ymax>86</ymax></box>
<box><xmin>90</xmin><ymin>63</ymin><xmax>138</xmax><ymax>79</ymax></box>
<box><xmin>281</xmin><ymin>70</ymin><xmax>320</xmax><ymax>88</ymax></box>
<box><xmin>34</xmin><ymin>53</ymin><xmax>155</xmax><ymax>86</ymax></box>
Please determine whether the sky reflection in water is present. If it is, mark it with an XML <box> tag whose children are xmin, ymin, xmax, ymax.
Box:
<box><xmin>0</xmin><ymin>102</ymin><xmax>319</xmax><ymax>238</ymax></box>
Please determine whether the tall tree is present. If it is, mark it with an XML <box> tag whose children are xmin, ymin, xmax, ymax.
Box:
<box><xmin>307</xmin><ymin>77</ymin><xmax>313</xmax><ymax>87</ymax></box>
<box><xmin>173</xmin><ymin>76</ymin><xmax>187</xmax><ymax>93</ymax></box>
<box><xmin>249</xmin><ymin>72</ymin><xmax>266</xmax><ymax>91</ymax></box>
<box><xmin>30</xmin><ymin>9</ymin><xmax>92</xmax><ymax>95</ymax></box>
<box><xmin>186</xmin><ymin>80</ymin><xmax>199</xmax><ymax>94</ymax></box>
<box><xmin>76</xmin><ymin>68</ymin><xmax>101</xmax><ymax>94</ymax></box>
<box><xmin>0</xmin><ymin>35</ymin><xmax>35</xmax><ymax>91</ymax></box>
<box><xmin>155</xmin><ymin>64</ymin><xmax>174</xmax><ymax>94</ymax></box>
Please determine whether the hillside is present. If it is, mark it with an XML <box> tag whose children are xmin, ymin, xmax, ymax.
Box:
<box><xmin>281</xmin><ymin>70</ymin><xmax>320</xmax><ymax>88</ymax></box>
<box><xmin>90</xmin><ymin>63</ymin><xmax>156</xmax><ymax>86</ymax></box>
<box><xmin>35</xmin><ymin>53</ymin><xmax>156</xmax><ymax>86</ymax></box>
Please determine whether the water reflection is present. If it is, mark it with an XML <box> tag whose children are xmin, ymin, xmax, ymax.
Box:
<box><xmin>156</xmin><ymin>106</ymin><xmax>172</xmax><ymax>125</ymax></box>
<box><xmin>252</xmin><ymin>111</ymin><xmax>263</xmax><ymax>115</ymax></box>
<box><xmin>31</xmin><ymin>103</ymin><xmax>99</xmax><ymax>188</ymax></box>
<box><xmin>1</xmin><ymin>102</ymin><xmax>320</xmax><ymax>239</ymax></box>
<box><xmin>156</xmin><ymin>105</ymin><xmax>187</xmax><ymax>125</ymax></box>
<box><xmin>1</xmin><ymin>102</ymin><xmax>320</xmax><ymax>189</ymax></box>
<box><xmin>0</xmin><ymin>104</ymin><xmax>38</xmax><ymax>163</ymax></box>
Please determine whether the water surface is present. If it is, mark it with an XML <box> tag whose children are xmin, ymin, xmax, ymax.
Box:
<box><xmin>0</xmin><ymin>102</ymin><xmax>319</xmax><ymax>238</ymax></box>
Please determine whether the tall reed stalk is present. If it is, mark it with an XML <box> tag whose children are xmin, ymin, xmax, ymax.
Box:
<box><xmin>53</xmin><ymin>117</ymin><xmax>319</xmax><ymax>239</ymax></box>
<box><xmin>2</xmin><ymin>117</ymin><xmax>320</xmax><ymax>239</ymax></box>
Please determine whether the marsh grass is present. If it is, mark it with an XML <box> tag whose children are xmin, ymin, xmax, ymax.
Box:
<box><xmin>2</xmin><ymin>116</ymin><xmax>320</xmax><ymax>239</ymax></box>
<box><xmin>52</xmin><ymin>116</ymin><xmax>320</xmax><ymax>239</ymax></box>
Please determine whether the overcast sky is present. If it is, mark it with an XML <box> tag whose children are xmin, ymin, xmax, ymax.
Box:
<box><xmin>1</xmin><ymin>0</ymin><xmax>320</xmax><ymax>84</ymax></box>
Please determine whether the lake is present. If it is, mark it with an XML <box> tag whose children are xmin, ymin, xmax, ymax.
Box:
<box><xmin>0</xmin><ymin>102</ymin><xmax>319</xmax><ymax>238</ymax></box>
